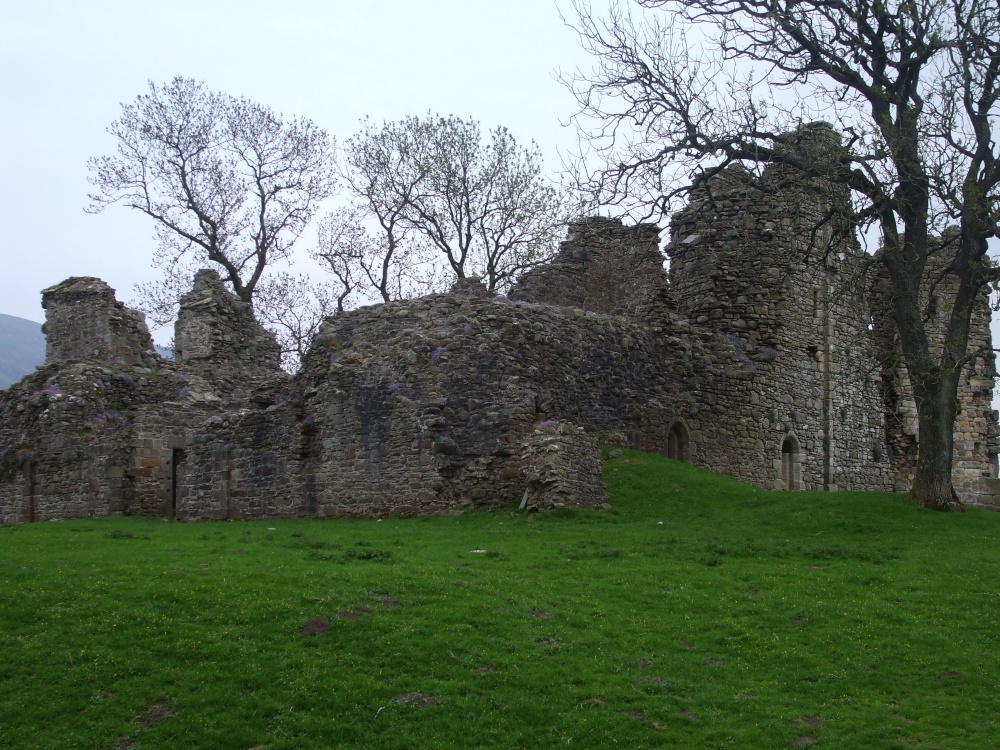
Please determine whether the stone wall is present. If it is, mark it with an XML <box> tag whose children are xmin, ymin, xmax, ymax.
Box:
<box><xmin>42</xmin><ymin>277</ymin><xmax>159</xmax><ymax>367</ymax></box>
<box><xmin>511</xmin><ymin>217</ymin><xmax>667</xmax><ymax>316</ymax></box>
<box><xmin>0</xmin><ymin>359</ymin><xmax>188</xmax><ymax>523</ymax></box>
<box><xmin>175</xmin><ymin>269</ymin><xmax>286</xmax><ymax>400</ymax></box>
<box><xmin>666</xmin><ymin>125</ymin><xmax>893</xmax><ymax>492</ymax></box>
<box><xmin>3</xmin><ymin>124</ymin><xmax>998</xmax><ymax>524</ymax></box>
<box><xmin>521</xmin><ymin>420</ymin><xmax>606</xmax><ymax>511</ymax></box>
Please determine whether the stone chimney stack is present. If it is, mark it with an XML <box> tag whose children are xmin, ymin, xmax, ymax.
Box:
<box><xmin>41</xmin><ymin>277</ymin><xmax>157</xmax><ymax>366</ymax></box>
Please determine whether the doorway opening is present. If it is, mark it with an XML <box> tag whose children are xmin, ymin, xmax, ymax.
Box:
<box><xmin>781</xmin><ymin>436</ymin><xmax>800</xmax><ymax>491</ymax></box>
<box><xmin>667</xmin><ymin>421</ymin><xmax>689</xmax><ymax>462</ymax></box>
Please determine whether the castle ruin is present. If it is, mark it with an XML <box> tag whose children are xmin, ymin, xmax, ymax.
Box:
<box><xmin>2</xmin><ymin>124</ymin><xmax>998</xmax><ymax>523</ymax></box>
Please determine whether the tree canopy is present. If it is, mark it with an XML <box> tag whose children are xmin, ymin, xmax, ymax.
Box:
<box><xmin>87</xmin><ymin>76</ymin><xmax>336</xmax><ymax>326</ymax></box>
<box><xmin>316</xmin><ymin>114</ymin><xmax>569</xmax><ymax>307</ymax></box>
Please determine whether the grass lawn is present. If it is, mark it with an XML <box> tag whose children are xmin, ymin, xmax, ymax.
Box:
<box><xmin>2</xmin><ymin>449</ymin><xmax>999</xmax><ymax>749</ymax></box>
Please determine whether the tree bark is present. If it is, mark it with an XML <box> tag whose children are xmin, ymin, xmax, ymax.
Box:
<box><xmin>908</xmin><ymin>369</ymin><xmax>963</xmax><ymax>511</ymax></box>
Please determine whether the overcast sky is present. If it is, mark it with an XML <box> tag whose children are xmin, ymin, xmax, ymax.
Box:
<box><xmin>0</xmin><ymin>0</ymin><xmax>592</xmax><ymax>333</ymax></box>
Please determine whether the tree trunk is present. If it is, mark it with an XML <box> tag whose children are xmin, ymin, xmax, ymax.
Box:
<box><xmin>908</xmin><ymin>373</ymin><xmax>963</xmax><ymax>511</ymax></box>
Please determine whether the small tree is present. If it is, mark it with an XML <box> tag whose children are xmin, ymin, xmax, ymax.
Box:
<box><xmin>319</xmin><ymin>114</ymin><xmax>568</xmax><ymax>300</ymax></box>
<box><xmin>87</xmin><ymin>76</ymin><xmax>336</xmax><ymax>325</ymax></box>
<box><xmin>566</xmin><ymin>0</ymin><xmax>1000</xmax><ymax>510</ymax></box>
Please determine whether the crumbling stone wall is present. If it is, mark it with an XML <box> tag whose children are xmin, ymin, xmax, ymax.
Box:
<box><xmin>521</xmin><ymin>420</ymin><xmax>606</xmax><ymax>510</ymax></box>
<box><xmin>175</xmin><ymin>269</ymin><xmax>286</xmax><ymax>399</ymax></box>
<box><xmin>3</xmin><ymin>123</ymin><xmax>998</xmax><ymax>524</ymax></box>
<box><xmin>42</xmin><ymin>278</ymin><xmax>159</xmax><ymax>367</ymax></box>
<box><xmin>289</xmin><ymin>286</ymin><xmax>750</xmax><ymax>517</ymax></box>
<box><xmin>511</xmin><ymin>217</ymin><xmax>666</xmax><ymax>316</ymax></box>
<box><xmin>0</xmin><ymin>360</ymin><xmax>189</xmax><ymax>523</ymax></box>
<box><xmin>666</xmin><ymin>123</ymin><xmax>893</xmax><ymax>492</ymax></box>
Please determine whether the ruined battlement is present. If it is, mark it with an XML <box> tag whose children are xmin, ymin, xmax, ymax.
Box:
<box><xmin>175</xmin><ymin>269</ymin><xmax>285</xmax><ymax>399</ymax></box>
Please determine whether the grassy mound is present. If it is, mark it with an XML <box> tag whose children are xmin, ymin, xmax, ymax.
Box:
<box><xmin>1</xmin><ymin>450</ymin><xmax>999</xmax><ymax>748</ymax></box>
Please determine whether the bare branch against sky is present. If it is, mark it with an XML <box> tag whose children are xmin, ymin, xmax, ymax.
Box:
<box><xmin>0</xmin><ymin>0</ymin><xmax>588</xmax><ymax>338</ymax></box>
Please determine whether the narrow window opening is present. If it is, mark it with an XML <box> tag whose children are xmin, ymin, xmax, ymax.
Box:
<box><xmin>171</xmin><ymin>448</ymin><xmax>186</xmax><ymax>515</ymax></box>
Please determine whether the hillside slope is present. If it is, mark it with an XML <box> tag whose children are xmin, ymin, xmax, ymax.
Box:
<box><xmin>0</xmin><ymin>313</ymin><xmax>44</xmax><ymax>389</ymax></box>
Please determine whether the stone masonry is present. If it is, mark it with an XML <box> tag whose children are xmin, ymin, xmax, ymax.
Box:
<box><xmin>1</xmin><ymin>123</ymin><xmax>996</xmax><ymax>523</ymax></box>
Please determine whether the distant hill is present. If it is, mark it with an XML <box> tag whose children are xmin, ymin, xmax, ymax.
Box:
<box><xmin>0</xmin><ymin>314</ymin><xmax>45</xmax><ymax>389</ymax></box>
<box><xmin>0</xmin><ymin>313</ymin><xmax>173</xmax><ymax>390</ymax></box>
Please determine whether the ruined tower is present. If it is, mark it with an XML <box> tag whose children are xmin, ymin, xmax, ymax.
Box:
<box><xmin>667</xmin><ymin>123</ymin><xmax>892</xmax><ymax>491</ymax></box>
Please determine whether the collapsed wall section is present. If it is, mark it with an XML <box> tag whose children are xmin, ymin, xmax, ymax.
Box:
<box><xmin>511</xmin><ymin>217</ymin><xmax>667</xmax><ymax>316</ymax></box>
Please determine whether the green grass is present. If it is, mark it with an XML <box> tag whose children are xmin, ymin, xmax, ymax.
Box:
<box><xmin>2</xmin><ymin>450</ymin><xmax>1000</xmax><ymax>749</ymax></box>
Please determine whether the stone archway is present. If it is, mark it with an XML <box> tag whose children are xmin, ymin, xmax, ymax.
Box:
<box><xmin>667</xmin><ymin>421</ymin><xmax>689</xmax><ymax>462</ymax></box>
<box><xmin>781</xmin><ymin>435</ymin><xmax>801</xmax><ymax>490</ymax></box>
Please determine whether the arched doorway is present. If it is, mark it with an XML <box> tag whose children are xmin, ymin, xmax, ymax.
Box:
<box><xmin>667</xmin><ymin>421</ymin><xmax>689</xmax><ymax>462</ymax></box>
<box><xmin>781</xmin><ymin>435</ymin><xmax>800</xmax><ymax>490</ymax></box>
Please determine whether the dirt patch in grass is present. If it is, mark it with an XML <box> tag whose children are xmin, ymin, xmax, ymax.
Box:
<box><xmin>636</xmin><ymin>658</ymin><xmax>652</xmax><ymax>670</ymax></box>
<box><xmin>628</xmin><ymin>711</ymin><xmax>648</xmax><ymax>720</ymax></box>
<box><xmin>792</xmin><ymin>737</ymin><xmax>816</xmax><ymax>746</ymax></box>
<box><xmin>301</xmin><ymin>618</ymin><xmax>330</xmax><ymax>636</ymax></box>
<box><xmin>791</xmin><ymin>715</ymin><xmax>821</xmax><ymax>728</ymax></box>
<box><xmin>332</xmin><ymin>610</ymin><xmax>357</xmax><ymax>620</ymax></box>
<box><xmin>135</xmin><ymin>698</ymin><xmax>172</xmax><ymax>729</ymax></box>
<box><xmin>531</xmin><ymin>609</ymin><xmax>552</xmax><ymax>618</ymax></box>
<box><xmin>393</xmin><ymin>692</ymin><xmax>437</xmax><ymax>708</ymax></box>
<box><xmin>636</xmin><ymin>676</ymin><xmax>667</xmax><ymax>686</ymax></box>
<box><xmin>474</xmin><ymin>665</ymin><xmax>495</xmax><ymax>673</ymax></box>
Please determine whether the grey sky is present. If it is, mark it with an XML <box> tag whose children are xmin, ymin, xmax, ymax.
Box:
<box><xmin>0</xmin><ymin>0</ymin><xmax>590</xmax><ymax>332</ymax></box>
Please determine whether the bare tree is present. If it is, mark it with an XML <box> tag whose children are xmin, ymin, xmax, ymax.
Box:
<box><xmin>321</xmin><ymin>114</ymin><xmax>568</xmax><ymax>297</ymax></box>
<box><xmin>312</xmin><ymin>207</ymin><xmax>437</xmax><ymax>309</ymax></box>
<box><xmin>253</xmin><ymin>272</ymin><xmax>338</xmax><ymax>370</ymax></box>
<box><xmin>87</xmin><ymin>76</ymin><xmax>336</xmax><ymax>324</ymax></box>
<box><xmin>565</xmin><ymin>0</ymin><xmax>1000</xmax><ymax>510</ymax></box>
